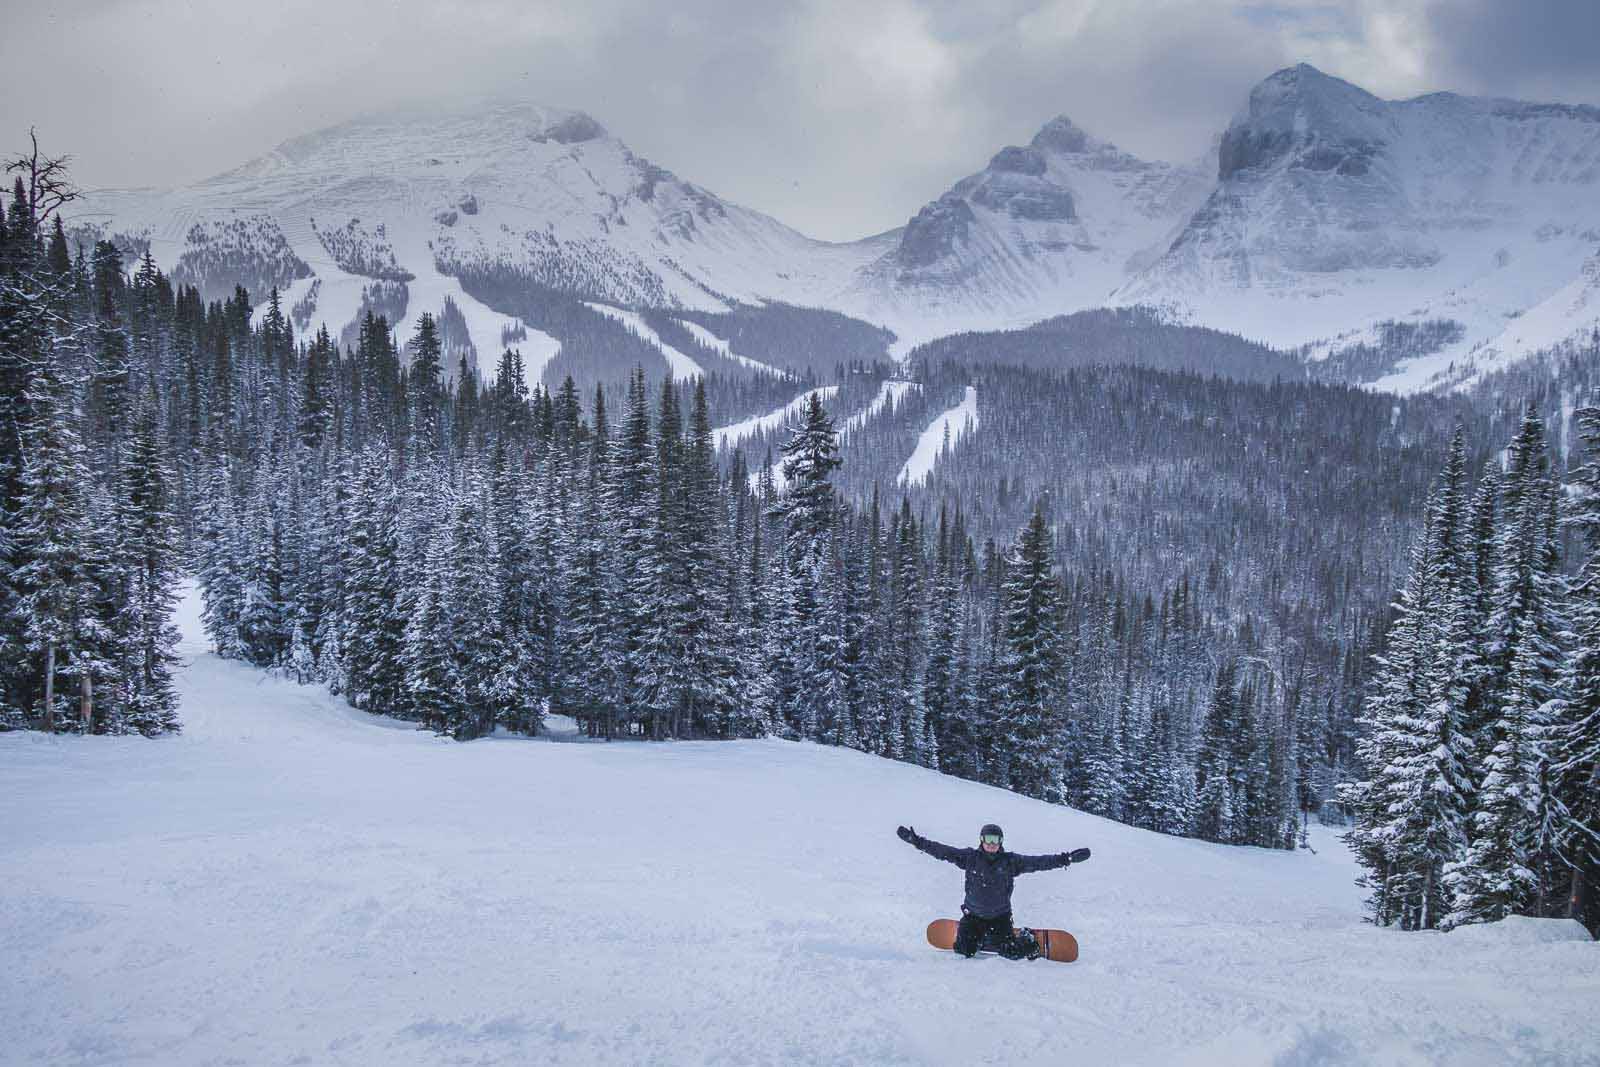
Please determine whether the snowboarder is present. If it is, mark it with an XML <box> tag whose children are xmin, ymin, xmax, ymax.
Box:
<box><xmin>898</xmin><ymin>823</ymin><xmax>1090</xmax><ymax>959</ymax></box>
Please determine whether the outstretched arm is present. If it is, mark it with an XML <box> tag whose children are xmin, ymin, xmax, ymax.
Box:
<box><xmin>897</xmin><ymin>826</ymin><xmax>970</xmax><ymax>866</ymax></box>
<box><xmin>1011</xmin><ymin>847</ymin><xmax>1092</xmax><ymax>874</ymax></box>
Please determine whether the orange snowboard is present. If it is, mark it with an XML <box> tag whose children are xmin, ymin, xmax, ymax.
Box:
<box><xmin>926</xmin><ymin>918</ymin><xmax>1079</xmax><ymax>963</ymax></box>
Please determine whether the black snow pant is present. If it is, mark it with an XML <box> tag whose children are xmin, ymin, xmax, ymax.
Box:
<box><xmin>954</xmin><ymin>911</ymin><xmax>1037</xmax><ymax>959</ymax></box>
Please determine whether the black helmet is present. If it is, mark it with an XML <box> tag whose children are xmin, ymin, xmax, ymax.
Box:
<box><xmin>979</xmin><ymin>823</ymin><xmax>1004</xmax><ymax>843</ymax></box>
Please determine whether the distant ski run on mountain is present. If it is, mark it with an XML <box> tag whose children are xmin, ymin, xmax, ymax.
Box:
<box><xmin>714</xmin><ymin>385</ymin><xmax>840</xmax><ymax>450</ymax></box>
<box><xmin>899</xmin><ymin>385</ymin><xmax>979</xmax><ymax>485</ymax></box>
<box><xmin>582</xmin><ymin>302</ymin><xmax>704</xmax><ymax>380</ymax></box>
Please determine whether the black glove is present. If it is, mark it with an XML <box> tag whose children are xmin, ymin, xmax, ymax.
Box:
<box><xmin>1069</xmin><ymin>848</ymin><xmax>1091</xmax><ymax>864</ymax></box>
<box><xmin>897</xmin><ymin>825</ymin><xmax>915</xmax><ymax>842</ymax></box>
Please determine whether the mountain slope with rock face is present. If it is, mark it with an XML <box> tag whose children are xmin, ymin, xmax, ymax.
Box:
<box><xmin>73</xmin><ymin>99</ymin><xmax>889</xmax><ymax>374</ymax></box>
<box><xmin>1116</xmin><ymin>64</ymin><xmax>1600</xmax><ymax>388</ymax></box>
<box><xmin>847</xmin><ymin>116</ymin><xmax>1212</xmax><ymax>350</ymax></box>
<box><xmin>70</xmin><ymin>68</ymin><xmax>1600</xmax><ymax>392</ymax></box>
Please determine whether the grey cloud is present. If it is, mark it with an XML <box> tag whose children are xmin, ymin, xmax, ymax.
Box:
<box><xmin>1423</xmin><ymin>0</ymin><xmax>1600</xmax><ymax>101</ymax></box>
<box><xmin>4</xmin><ymin>1</ymin><xmax>1599</xmax><ymax>244</ymax></box>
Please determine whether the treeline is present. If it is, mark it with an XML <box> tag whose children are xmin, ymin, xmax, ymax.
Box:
<box><xmin>4</xmin><ymin>162</ymin><xmax>1325</xmax><ymax>849</ymax></box>
<box><xmin>1343</xmin><ymin>413</ymin><xmax>1600</xmax><ymax>936</ymax></box>
<box><xmin>9</xmin><ymin>148</ymin><xmax>1541</xmax><ymax>867</ymax></box>
<box><xmin>0</xmin><ymin>170</ymin><xmax>181</xmax><ymax>735</ymax></box>
<box><xmin>905</xmin><ymin>307</ymin><xmax>1303</xmax><ymax>383</ymax></box>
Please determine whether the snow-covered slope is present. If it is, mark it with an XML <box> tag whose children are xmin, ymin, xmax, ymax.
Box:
<box><xmin>74</xmin><ymin>99</ymin><xmax>885</xmax><ymax>369</ymax></box>
<box><xmin>852</xmin><ymin>117</ymin><xmax>1212</xmax><ymax>353</ymax></box>
<box><xmin>1117</xmin><ymin>65</ymin><xmax>1600</xmax><ymax>387</ymax></box>
<box><xmin>713</xmin><ymin>385</ymin><xmax>839</xmax><ymax>449</ymax></box>
<box><xmin>72</xmin><ymin>73</ymin><xmax>1600</xmax><ymax>392</ymax></box>
<box><xmin>900</xmin><ymin>385</ymin><xmax>979</xmax><ymax>485</ymax></box>
<box><xmin>581</xmin><ymin>302</ymin><xmax>704</xmax><ymax>380</ymax></box>
<box><xmin>3</xmin><ymin>588</ymin><xmax>1596</xmax><ymax>1065</ymax></box>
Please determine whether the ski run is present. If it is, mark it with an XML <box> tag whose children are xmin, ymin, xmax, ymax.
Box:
<box><xmin>2</xmin><ymin>586</ymin><xmax>1596</xmax><ymax>1067</ymax></box>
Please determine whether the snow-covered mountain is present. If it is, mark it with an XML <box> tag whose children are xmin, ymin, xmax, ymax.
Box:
<box><xmin>73</xmin><ymin>67</ymin><xmax>1600</xmax><ymax>392</ymax></box>
<box><xmin>1116</xmin><ymin>64</ymin><xmax>1600</xmax><ymax>389</ymax></box>
<box><xmin>75</xmin><ymin>100</ymin><xmax>1207</xmax><ymax>364</ymax></box>
<box><xmin>849</xmin><ymin>116</ymin><xmax>1211</xmax><ymax>349</ymax></box>
<box><xmin>74</xmin><ymin>99</ymin><xmax>887</xmax><ymax>371</ymax></box>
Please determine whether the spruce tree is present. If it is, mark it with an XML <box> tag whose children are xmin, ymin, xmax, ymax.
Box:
<box><xmin>997</xmin><ymin>507</ymin><xmax>1066</xmax><ymax>802</ymax></box>
<box><xmin>118</xmin><ymin>401</ymin><xmax>181</xmax><ymax>735</ymax></box>
<box><xmin>1552</xmin><ymin>404</ymin><xmax>1600</xmax><ymax>933</ymax></box>
<box><xmin>12</xmin><ymin>351</ymin><xmax>94</xmax><ymax>731</ymax></box>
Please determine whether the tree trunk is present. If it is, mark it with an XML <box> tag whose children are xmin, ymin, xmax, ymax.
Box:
<box><xmin>80</xmin><ymin>668</ymin><xmax>93</xmax><ymax>734</ymax></box>
<box><xmin>42</xmin><ymin>641</ymin><xmax>56</xmax><ymax>732</ymax></box>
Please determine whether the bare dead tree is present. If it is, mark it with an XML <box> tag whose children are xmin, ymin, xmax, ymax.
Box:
<box><xmin>5</xmin><ymin>127</ymin><xmax>82</xmax><ymax>226</ymax></box>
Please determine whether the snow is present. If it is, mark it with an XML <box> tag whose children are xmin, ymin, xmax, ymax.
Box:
<box><xmin>512</xmin><ymin>325</ymin><xmax>562</xmax><ymax>392</ymax></box>
<box><xmin>712</xmin><ymin>385</ymin><xmax>839</xmax><ymax>450</ymax></box>
<box><xmin>2</xmin><ymin>585</ymin><xmax>1598</xmax><ymax>1065</ymax></box>
<box><xmin>582</xmin><ymin>302</ymin><xmax>703</xmax><ymax>380</ymax></box>
<box><xmin>718</xmin><ymin>377</ymin><xmax>916</xmax><ymax>455</ymax></box>
<box><xmin>676</xmin><ymin>319</ymin><xmax>793</xmax><ymax>378</ymax></box>
<box><xmin>900</xmin><ymin>385</ymin><xmax>979</xmax><ymax>485</ymax></box>
<box><xmin>842</xmin><ymin>378</ymin><xmax>920</xmax><ymax>439</ymax></box>
<box><xmin>72</xmin><ymin>81</ymin><xmax>1600</xmax><ymax>395</ymax></box>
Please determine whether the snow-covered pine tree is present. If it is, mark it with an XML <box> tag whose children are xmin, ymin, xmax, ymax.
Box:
<box><xmin>196</xmin><ymin>450</ymin><xmax>245</xmax><ymax>659</ymax></box>
<box><xmin>1196</xmin><ymin>660</ymin><xmax>1242</xmax><ymax>844</ymax></box>
<box><xmin>87</xmin><ymin>241</ymin><xmax>130</xmax><ymax>470</ymax></box>
<box><xmin>446</xmin><ymin>466</ymin><xmax>505</xmax><ymax>740</ymax></box>
<box><xmin>0</xmin><ymin>181</ymin><xmax>51</xmax><ymax>726</ymax></box>
<box><xmin>776</xmin><ymin>391</ymin><xmax>843</xmax><ymax>741</ymax></box>
<box><xmin>1377</xmin><ymin>431</ymin><xmax>1478</xmax><ymax>927</ymax></box>
<box><xmin>117</xmin><ymin>399</ymin><xmax>181</xmax><ymax>735</ymax></box>
<box><xmin>486</xmin><ymin>439</ymin><xmax>542</xmax><ymax>735</ymax></box>
<box><xmin>888</xmin><ymin>498</ymin><xmax>930</xmax><ymax>764</ymax></box>
<box><xmin>562</xmin><ymin>386</ymin><xmax>619</xmax><ymax>737</ymax></box>
<box><xmin>676</xmin><ymin>380</ymin><xmax>740</xmax><ymax>737</ymax></box>
<box><xmin>12</xmin><ymin>345</ymin><xmax>95</xmax><ymax>731</ymax></box>
<box><xmin>633</xmin><ymin>375</ymin><xmax>685</xmax><ymax>738</ymax></box>
<box><xmin>407</xmin><ymin>313</ymin><xmax>444</xmax><ymax>458</ymax></box>
<box><xmin>299</xmin><ymin>325</ymin><xmax>335</xmax><ymax>451</ymax></box>
<box><xmin>612</xmin><ymin>367</ymin><xmax>656</xmax><ymax>734</ymax></box>
<box><xmin>236</xmin><ymin>467</ymin><xmax>292</xmax><ymax>667</ymax></box>
<box><xmin>342</xmin><ymin>450</ymin><xmax>408</xmax><ymax>718</ymax></box>
<box><xmin>997</xmin><ymin>506</ymin><xmax>1066</xmax><ymax>803</ymax></box>
<box><xmin>1552</xmin><ymin>404</ymin><xmax>1600</xmax><ymax>934</ymax></box>
<box><xmin>1343</xmin><ymin>479</ymin><xmax>1445</xmax><ymax>925</ymax></box>
<box><xmin>403</xmin><ymin>475</ymin><xmax>461</xmax><ymax>736</ymax></box>
<box><xmin>1446</xmin><ymin>411</ymin><xmax>1566</xmax><ymax>926</ymax></box>
<box><xmin>922</xmin><ymin>505</ymin><xmax>961</xmax><ymax>767</ymax></box>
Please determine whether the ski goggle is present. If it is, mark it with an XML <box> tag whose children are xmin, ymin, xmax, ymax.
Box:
<box><xmin>980</xmin><ymin>833</ymin><xmax>1003</xmax><ymax>845</ymax></box>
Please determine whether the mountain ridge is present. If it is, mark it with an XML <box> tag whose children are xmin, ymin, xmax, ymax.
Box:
<box><xmin>70</xmin><ymin>67</ymin><xmax>1600</xmax><ymax>392</ymax></box>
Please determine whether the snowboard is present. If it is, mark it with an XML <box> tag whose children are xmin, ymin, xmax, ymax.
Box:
<box><xmin>926</xmin><ymin>918</ymin><xmax>1079</xmax><ymax>963</ymax></box>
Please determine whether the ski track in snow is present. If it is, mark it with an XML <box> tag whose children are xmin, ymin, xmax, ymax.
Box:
<box><xmin>2</xmin><ymin>585</ymin><xmax>1597</xmax><ymax>1066</ymax></box>
<box><xmin>763</xmin><ymin>378</ymin><xmax>920</xmax><ymax>488</ymax></box>
<box><xmin>510</xmin><ymin>326</ymin><xmax>562</xmax><ymax>393</ymax></box>
<box><xmin>713</xmin><ymin>386</ymin><xmax>839</xmax><ymax>450</ymax></box>
<box><xmin>899</xmin><ymin>385</ymin><xmax>979</xmax><ymax>485</ymax></box>
<box><xmin>676</xmin><ymin>319</ymin><xmax>792</xmax><ymax>379</ymax></box>
<box><xmin>842</xmin><ymin>378</ymin><xmax>920</xmax><ymax>439</ymax></box>
<box><xmin>239</xmin><ymin>217</ymin><xmax>553</xmax><ymax>384</ymax></box>
<box><xmin>581</xmin><ymin>303</ymin><xmax>703</xmax><ymax>380</ymax></box>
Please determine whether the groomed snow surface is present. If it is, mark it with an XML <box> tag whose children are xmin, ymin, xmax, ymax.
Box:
<box><xmin>900</xmin><ymin>385</ymin><xmax>979</xmax><ymax>485</ymax></box>
<box><xmin>3</xmin><ymin>588</ymin><xmax>1597</xmax><ymax>1067</ymax></box>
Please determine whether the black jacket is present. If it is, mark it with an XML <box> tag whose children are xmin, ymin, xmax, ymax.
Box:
<box><xmin>906</xmin><ymin>832</ymin><xmax>1073</xmax><ymax>918</ymax></box>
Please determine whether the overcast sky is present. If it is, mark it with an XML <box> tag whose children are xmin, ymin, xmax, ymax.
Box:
<box><xmin>6</xmin><ymin>0</ymin><xmax>1599</xmax><ymax>241</ymax></box>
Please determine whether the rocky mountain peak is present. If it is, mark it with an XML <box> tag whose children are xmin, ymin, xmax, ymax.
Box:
<box><xmin>1030</xmin><ymin>115</ymin><xmax>1095</xmax><ymax>155</ymax></box>
<box><xmin>1218</xmin><ymin>64</ymin><xmax>1389</xmax><ymax>179</ymax></box>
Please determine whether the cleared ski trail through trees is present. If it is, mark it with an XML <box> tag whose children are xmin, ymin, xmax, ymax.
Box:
<box><xmin>2</xmin><ymin>586</ymin><xmax>1596</xmax><ymax>1066</ymax></box>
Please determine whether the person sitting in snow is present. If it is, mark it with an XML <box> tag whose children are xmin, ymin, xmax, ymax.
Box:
<box><xmin>897</xmin><ymin>822</ymin><xmax>1090</xmax><ymax>959</ymax></box>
